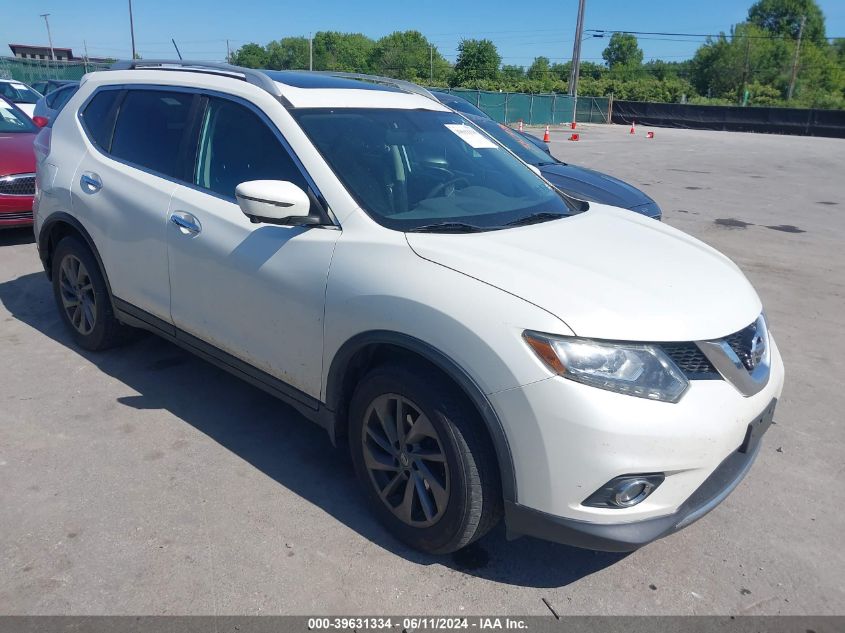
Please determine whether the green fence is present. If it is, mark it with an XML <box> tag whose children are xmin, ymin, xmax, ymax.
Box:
<box><xmin>0</xmin><ymin>57</ymin><xmax>112</xmax><ymax>84</ymax></box>
<box><xmin>437</xmin><ymin>88</ymin><xmax>610</xmax><ymax>126</ymax></box>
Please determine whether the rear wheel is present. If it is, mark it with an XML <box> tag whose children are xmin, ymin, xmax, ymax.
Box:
<box><xmin>51</xmin><ymin>236</ymin><xmax>134</xmax><ymax>351</ymax></box>
<box><xmin>349</xmin><ymin>363</ymin><xmax>501</xmax><ymax>554</ymax></box>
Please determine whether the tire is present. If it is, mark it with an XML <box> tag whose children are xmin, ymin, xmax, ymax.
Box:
<box><xmin>51</xmin><ymin>236</ymin><xmax>134</xmax><ymax>351</ymax></box>
<box><xmin>349</xmin><ymin>363</ymin><xmax>502</xmax><ymax>554</ymax></box>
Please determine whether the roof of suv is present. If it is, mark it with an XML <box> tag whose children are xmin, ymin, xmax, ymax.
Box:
<box><xmin>91</xmin><ymin>61</ymin><xmax>448</xmax><ymax>111</ymax></box>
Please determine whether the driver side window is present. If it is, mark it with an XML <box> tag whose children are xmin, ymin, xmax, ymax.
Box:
<box><xmin>195</xmin><ymin>97</ymin><xmax>308</xmax><ymax>201</ymax></box>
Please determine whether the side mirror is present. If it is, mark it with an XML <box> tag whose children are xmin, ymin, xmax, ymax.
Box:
<box><xmin>235</xmin><ymin>180</ymin><xmax>319</xmax><ymax>226</ymax></box>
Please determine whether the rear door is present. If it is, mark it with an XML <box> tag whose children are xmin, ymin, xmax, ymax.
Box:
<box><xmin>166</xmin><ymin>95</ymin><xmax>339</xmax><ymax>400</ymax></box>
<box><xmin>73</xmin><ymin>87</ymin><xmax>199</xmax><ymax>322</ymax></box>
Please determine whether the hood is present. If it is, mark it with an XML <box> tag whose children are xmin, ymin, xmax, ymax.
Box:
<box><xmin>540</xmin><ymin>163</ymin><xmax>655</xmax><ymax>212</ymax></box>
<box><xmin>0</xmin><ymin>132</ymin><xmax>37</xmax><ymax>177</ymax></box>
<box><xmin>406</xmin><ymin>204</ymin><xmax>761</xmax><ymax>342</ymax></box>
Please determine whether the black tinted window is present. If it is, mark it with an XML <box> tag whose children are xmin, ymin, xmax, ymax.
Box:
<box><xmin>81</xmin><ymin>89</ymin><xmax>121</xmax><ymax>149</ymax></box>
<box><xmin>111</xmin><ymin>90</ymin><xmax>194</xmax><ymax>178</ymax></box>
<box><xmin>195</xmin><ymin>97</ymin><xmax>306</xmax><ymax>199</ymax></box>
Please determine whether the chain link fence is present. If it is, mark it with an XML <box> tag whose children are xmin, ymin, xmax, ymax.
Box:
<box><xmin>0</xmin><ymin>57</ymin><xmax>112</xmax><ymax>84</ymax></box>
<box><xmin>437</xmin><ymin>88</ymin><xmax>611</xmax><ymax>126</ymax></box>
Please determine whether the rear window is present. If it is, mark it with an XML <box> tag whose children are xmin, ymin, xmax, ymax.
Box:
<box><xmin>81</xmin><ymin>89</ymin><xmax>121</xmax><ymax>148</ymax></box>
<box><xmin>110</xmin><ymin>90</ymin><xmax>194</xmax><ymax>178</ymax></box>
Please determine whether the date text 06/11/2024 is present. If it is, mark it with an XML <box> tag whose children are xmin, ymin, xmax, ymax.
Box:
<box><xmin>306</xmin><ymin>618</ymin><xmax>529</xmax><ymax>630</ymax></box>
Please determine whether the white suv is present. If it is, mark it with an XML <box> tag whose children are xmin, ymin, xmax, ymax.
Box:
<box><xmin>33</xmin><ymin>61</ymin><xmax>784</xmax><ymax>554</ymax></box>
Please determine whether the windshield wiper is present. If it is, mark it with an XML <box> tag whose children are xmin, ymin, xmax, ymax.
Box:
<box><xmin>505</xmin><ymin>212</ymin><xmax>568</xmax><ymax>227</ymax></box>
<box><xmin>408</xmin><ymin>222</ymin><xmax>487</xmax><ymax>233</ymax></box>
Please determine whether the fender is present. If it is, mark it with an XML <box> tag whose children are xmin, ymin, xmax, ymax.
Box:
<box><xmin>325</xmin><ymin>330</ymin><xmax>517</xmax><ymax>503</ymax></box>
<box><xmin>38</xmin><ymin>212</ymin><xmax>111</xmax><ymax>296</ymax></box>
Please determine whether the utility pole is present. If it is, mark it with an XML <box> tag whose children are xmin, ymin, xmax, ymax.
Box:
<box><xmin>568</xmin><ymin>0</ymin><xmax>587</xmax><ymax>123</ymax></box>
<box><xmin>787</xmin><ymin>15</ymin><xmax>806</xmax><ymax>101</ymax></box>
<box><xmin>226</xmin><ymin>39</ymin><xmax>230</xmax><ymax>63</ymax></box>
<box><xmin>740</xmin><ymin>33</ymin><xmax>751</xmax><ymax>105</ymax></box>
<box><xmin>128</xmin><ymin>0</ymin><xmax>137</xmax><ymax>60</ymax></box>
<box><xmin>309</xmin><ymin>33</ymin><xmax>313</xmax><ymax>71</ymax></box>
<box><xmin>39</xmin><ymin>13</ymin><xmax>56</xmax><ymax>61</ymax></box>
<box><xmin>430</xmin><ymin>45</ymin><xmax>434</xmax><ymax>82</ymax></box>
<box><xmin>83</xmin><ymin>40</ymin><xmax>90</xmax><ymax>73</ymax></box>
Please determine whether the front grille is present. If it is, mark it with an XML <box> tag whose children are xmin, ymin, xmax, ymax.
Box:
<box><xmin>724</xmin><ymin>322</ymin><xmax>760</xmax><ymax>371</ymax></box>
<box><xmin>0</xmin><ymin>174</ymin><xmax>36</xmax><ymax>196</ymax></box>
<box><xmin>0</xmin><ymin>211</ymin><xmax>33</xmax><ymax>222</ymax></box>
<box><xmin>661</xmin><ymin>342</ymin><xmax>718</xmax><ymax>377</ymax></box>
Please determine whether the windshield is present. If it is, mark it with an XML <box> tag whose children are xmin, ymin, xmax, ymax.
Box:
<box><xmin>0</xmin><ymin>100</ymin><xmax>37</xmax><ymax>133</ymax></box>
<box><xmin>0</xmin><ymin>82</ymin><xmax>41</xmax><ymax>104</ymax></box>
<box><xmin>469</xmin><ymin>117</ymin><xmax>559</xmax><ymax>167</ymax></box>
<box><xmin>292</xmin><ymin>108</ymin><xmax>578</xmax><ymax>231</ymax></box>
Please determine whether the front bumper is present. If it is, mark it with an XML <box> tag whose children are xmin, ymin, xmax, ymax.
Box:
<box><xmin>0</xmin><ymin>195</ymin><xmax>34</xmax><ymax>228</ymax></box>
<box><xmin>492</xmin><ymin>335</ymin><xmax>784</xmax><ymax>549</ymax></box>
<box><xmin>504</xmin><ymin>401</ymin><xmax>772</xmax><ymax>551</ymax></box>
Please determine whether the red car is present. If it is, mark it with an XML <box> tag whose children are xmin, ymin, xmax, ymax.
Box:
<box><xmin>0</xmin><ymin>96</ymin><xmax>37</xmax><ymax>229</ymax></box>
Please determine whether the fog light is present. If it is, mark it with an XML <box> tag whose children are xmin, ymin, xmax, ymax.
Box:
<box><xmin>583</xmin><ymin>474</ymin><xmax>665</xmax><ymax>508</ymax></box>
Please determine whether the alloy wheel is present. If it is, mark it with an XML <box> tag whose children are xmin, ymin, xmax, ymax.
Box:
<box><xmin>361</xmin><ymin>393</ymin><xmax>450</xmax><ymax>527</ymax></box>
<box><xmin>58</xmin><ymin>254</ymin><xmax>97</xmax><ymax>336</ymax></box>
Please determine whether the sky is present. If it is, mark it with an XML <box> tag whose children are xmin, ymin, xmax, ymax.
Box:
<box><xmin>3</xmin><ymin>0</ymin><xmax>845</xmax><ymax>66</ymax></box>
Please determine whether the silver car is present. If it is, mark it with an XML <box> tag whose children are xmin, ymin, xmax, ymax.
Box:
<box><xmin>32</xmin><ymin>82</ymin><xmax>79</xmax><ymax>125</ymax></box>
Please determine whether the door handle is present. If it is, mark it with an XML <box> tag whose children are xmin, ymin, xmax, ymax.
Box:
<box><xmin>170</xmin><ymin>212</ymin><xmax>202</xmax><ymax>235</ymax></box>
<box><xmin>80</xmin><ymin>172</ymin><xmax>102</xmax><ymax>194</ymax></box>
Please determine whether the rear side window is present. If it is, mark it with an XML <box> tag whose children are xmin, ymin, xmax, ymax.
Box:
<box><xmin>81</xmin><ymin>89</ymin><xmax>121</xmax><ymax>148</ymax></box>
<box><xmin>195</xmin><ymin>97</ymin><xmax>307</xmax><ymax>199</ymax></box>
<box><xmin>110</xmin><ymin>90</ymin><xmax>194</xmax><ymax>178</ymax></box>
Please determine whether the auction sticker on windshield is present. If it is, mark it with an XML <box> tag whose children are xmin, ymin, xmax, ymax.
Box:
<box><xmin>444</xmin><ymin>123</ymin><xmax>498</xmax><ymax>149</ymax></box>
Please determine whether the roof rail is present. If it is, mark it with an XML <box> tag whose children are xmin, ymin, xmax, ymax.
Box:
<box><xmin>109</xmin><ymin>59</ymin><xmax>289</xmax><ymax>103</ymax></box>
<box><xmin>314</xmin><ymin>71</ymin><xmax>438</xmax><ymax>102</ymax></box>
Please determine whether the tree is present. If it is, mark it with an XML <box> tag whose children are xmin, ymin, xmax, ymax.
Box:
<box><xmin>265</xmin><ymin>37</ymin><xmax>309</xmax><ymax>70</ymax></box>
<box><xmin>451</xmin><ymin>39</ymin><xmax>501</xmax><ymax>86</ymax></box>
<box><xmin>501</xmin><ymin>65</ymin><xmax>526</xmax><ymax>81</ymax></box>
<box><xmin>748</xmin><ymin>0</ymin><xmax>827</xmax><ymax>45</ymax></box>
<box><xmin>232</xmin><ymin>43</ymin><xmax>268</xmax><ymax>68</ymax></box>
<box><xmin>313</xmin><ymin>31</ymin><xmax>375</xmax><ymax>73</ymax></box>
<box><xmin>602</xmin><ymin>33</ymin><xmax>643</xmax><ymax>69</ymax></box>
<box><xmin>527</xmin><ymin>56</ymin><xmax>550</xmax><ymax>80</ymax></box>
<box><xmin>370</xmin><ymin>31</ymin><xmax>450</xmax><ymax>82</ymax></box>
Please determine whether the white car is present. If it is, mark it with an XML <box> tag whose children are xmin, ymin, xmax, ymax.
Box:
<box><xmin>33</xmin><ymin>61</ymin><xmax>784</xmax><ymax>554</ymax></box>
<box><xmin>0</xmin><ymin>79</ymin><xmax>41</xmax><ymax>118</ymax></box>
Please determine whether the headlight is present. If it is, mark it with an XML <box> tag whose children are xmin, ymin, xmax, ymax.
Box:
<box><xmin>523</xmin><ymin>331</ymin><xmax>689</xmax><ymax>403</ymax></box>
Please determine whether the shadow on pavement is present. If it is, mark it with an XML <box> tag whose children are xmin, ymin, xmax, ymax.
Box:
<box><xmin>0</xmin><ymin>226</ymin><xmax>36</xmax><ymax>247</ymax></box>
<box><xmin>0</xmin><ymin>270</ymin><xmax>626</xmax><ymax>588</ymax></box>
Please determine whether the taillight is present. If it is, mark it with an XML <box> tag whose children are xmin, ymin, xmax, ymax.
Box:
<box><xmin>32</xmin><ymin>115</ymin><xmax>49</xmax><ymax>128</ymax></box>
<box><xmin>34</xmin><ymin>127</ymin><xmax>52</xmax><ymax>163</ymax></box>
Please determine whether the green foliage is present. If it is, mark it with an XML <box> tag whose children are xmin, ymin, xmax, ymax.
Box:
<box><xmin>228</xmin><ymin>0</ymin><xmax>844</xmax><ymax>110</ymax></box>
<box><xmin>748</xmin><ymin>0</ymin><xmax>827</xmax><ymax>45</ymax></box>
<box><xmin>371</xmin><ymin>31</ymin><xmax>449</xmax><ymax>82</ymax></box>
<box><xmin>602</xmin><ymin>33</ymin><xmax>643</xmax><ymax>69</ymax></box>
<box><xmin>266</xmin><ymin>37</ymin><xmax>309</xmax><ymax>70</ymax></box>
<box><xmin>451</xmin><ymin>39</ymin><xmax>501</xmax><ymax>86</ymax></box>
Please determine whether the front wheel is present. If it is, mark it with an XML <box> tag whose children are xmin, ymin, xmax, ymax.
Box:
<box><xmin>349</xmin><ymin>364</ymin><xmax>502</xmax><ymax>554</ymax></box>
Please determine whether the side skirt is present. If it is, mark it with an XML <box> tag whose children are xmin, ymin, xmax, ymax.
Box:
<box><xmin>112</xmin><ymin>298</ymin><xmax>336</xmax><ymax>432</ymax></box>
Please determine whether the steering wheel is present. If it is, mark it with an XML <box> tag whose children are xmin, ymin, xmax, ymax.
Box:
<box><xmin>426</xmin><ymin>177</ymin><xmax>470</xmax><ymax>199</ymax></box>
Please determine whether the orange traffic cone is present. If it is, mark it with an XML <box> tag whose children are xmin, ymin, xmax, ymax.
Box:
<box><xmin>646</xmin><ymin>131</ymin><xmax>655</xmax><ymax>139</ymax></box>
<box><xmin>543</xmin><ymin>125</ymin><xmax>550</xmax><ymax>143</ymax></box>
<box><xmin>569</xmin><ymin>133</ymin><xmax>579</xmax><ymax>141</ymax></box>
<box><xmin>629</xmin><ymin>120</ymin><xmax>636</xmax><ymax>135</ymax></box>
<box><xmin>570</xmin><ymin>121</ymin><xmax>577</xmax><ymax>130</ymax></box>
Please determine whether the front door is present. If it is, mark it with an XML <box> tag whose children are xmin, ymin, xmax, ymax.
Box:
<box><xmin>166</xmin><ymin>95</ymin><xmax>339</xmax><ymax>401</ymax></box>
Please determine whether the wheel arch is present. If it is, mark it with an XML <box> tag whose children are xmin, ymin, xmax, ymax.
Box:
<box><xmin>324</xmin><ymin>330</ymin><xmax>517</xmax><ymax>503</ymax></box>
<box><xmin>39</xmin><ymin>213</ymin><xmax>111</xmax><ymax>295</ymax></box>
